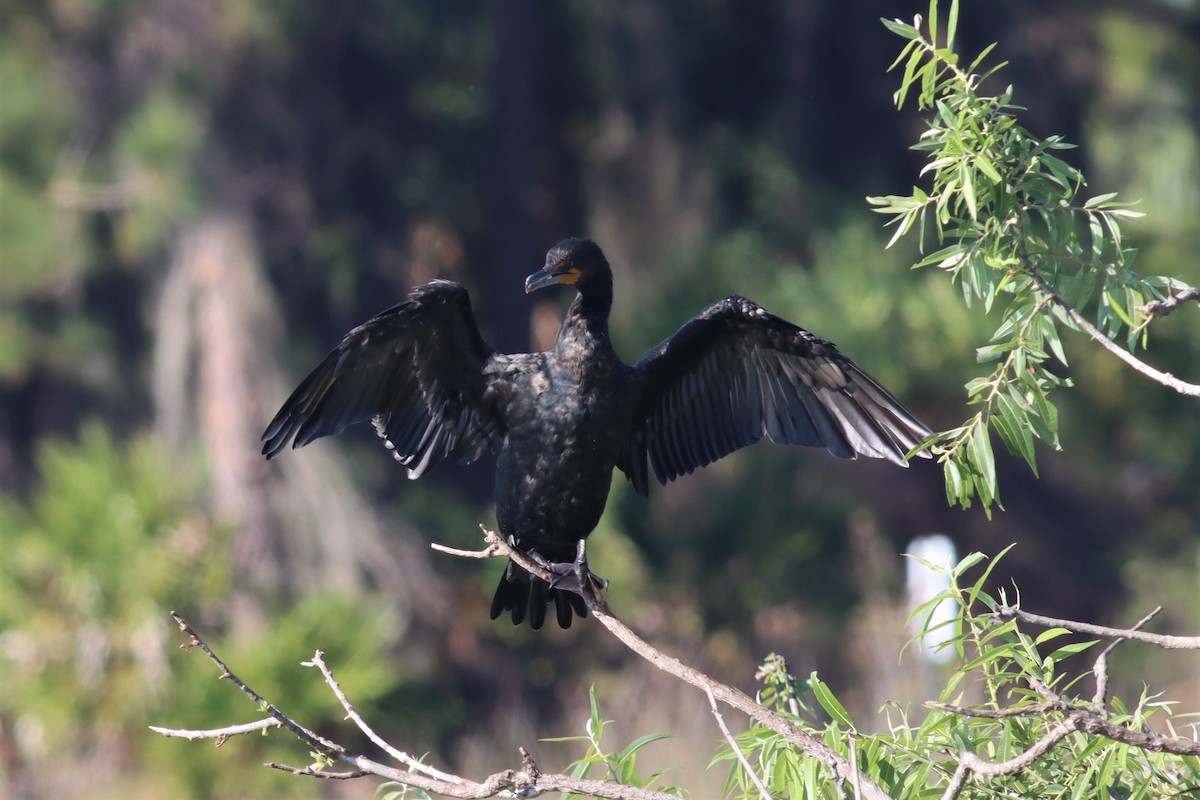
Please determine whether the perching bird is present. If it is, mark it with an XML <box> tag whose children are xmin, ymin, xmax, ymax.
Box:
<box><xmin>262</xmin><ymin>238</ymin><xmax>931</xmax><ymax>629</ymax></box>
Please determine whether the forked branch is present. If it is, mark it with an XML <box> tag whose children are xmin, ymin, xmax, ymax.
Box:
<box><xmin>1022</xmin><ymin>264</ymin><xmax>1200</xmax><ymax>397</ymax></box>
<box><xmin>152</xmin><ymin>610</ymin><xmax>680</xmax><ymax>800</ymax></box>
<box><xmin>934</xmin><ymin>605</ymin><xmax>1200</xmax><ymax>800</ymax></box>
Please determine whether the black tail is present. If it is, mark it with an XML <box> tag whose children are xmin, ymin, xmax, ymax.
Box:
<box><xmin>490</xmin><ymin>561</ymin><xmax>587</xmax><ymax>630</ymax></box>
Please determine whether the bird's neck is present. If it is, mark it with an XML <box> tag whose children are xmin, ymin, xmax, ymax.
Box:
<box><xmin>557</xmin><ymin>287</ymin><xmax>613</xmax><ymax>354</ymax></box>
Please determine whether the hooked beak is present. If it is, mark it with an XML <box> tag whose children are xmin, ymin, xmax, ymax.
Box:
<box><xmin>525</xmin><ymin>261</ymin><xmax>580</xmax><ymax>294</ymax></box>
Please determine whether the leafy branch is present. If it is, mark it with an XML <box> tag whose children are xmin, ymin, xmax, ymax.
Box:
<box><xmin>869</xmin><ymin>0</ymin><xmax>1198</xmax><ymax>512</ymax></box>
<box><xmin>542</xmin><ymin>687</ymin><xmax>679</xmax><ymax>799</ymax></box>
<box><xmin>715</xmin><ymin>548</ymin><xmax>1200</xmax><ymax>799</ymax></box>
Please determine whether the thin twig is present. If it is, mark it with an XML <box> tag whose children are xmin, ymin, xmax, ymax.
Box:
<box><xmin>850</xmin><ymin>738</ymin><xmax>861</xmax><ymax>800</ymax></box>
<box><xmin>704</xmin><ymin>685</ymin><xmax>772</xmax><ymax>800</ymax></box>
<box><xmin>1138</xmin><ymin>286</ymin><xmax>1200</xmax><ymax>319</ymax></box>
<box><xmin>302</xmin><ymin>649</ymin><xmax>462</xmax><ymax>784</ymax></box>
<box><xmin>994</xmin><ymin>605</ymin><xmax>1200</xmax><ymax>650</ymax></box>
<box><xmin>266</xmin><ymin>763</ymin><xmax>368</xmax><ymax>779</ymax></box>
<box><xmin>166</xmin><ymin>612</ymin><xmax>342</xmax><ymax>753</ymax></box>
<box><xmin>1022</xmin><ymin>267</ymin><xmax>1200</xmax><ymax>396</ymax></box>
<box><xmin>925</xmin><ymin>701</ymin><xmax>1056</xmax><ymax>719</ymax></box>
<box><xmin>430</xmin><ymin>531</ymin><xmax>505</xmax><ymax>559</ymax></box>
<box><xmin>149</xmin><ymin>717</ymin><xmax>281</xmax><ymax>743</ymax></box>
<box><xmin>1093</xmin><ymin>606</ymin><xmax>1163</xmax><ymax>705</ymax></box>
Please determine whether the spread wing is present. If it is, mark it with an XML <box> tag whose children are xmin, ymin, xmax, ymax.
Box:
<box><xmin>617</xmin><ymin>296</ymin><xmax>931</xmax><ymax>496</ymax></box>
<box><xmin>262</xmin><ymin>280</ymin><xmax>503</xmax><ymax>478</ymax></box>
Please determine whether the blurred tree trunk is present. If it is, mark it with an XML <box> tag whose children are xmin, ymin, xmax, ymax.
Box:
<box><xmin>486</xmin><ymin>0</ymin><xmax>543</xmax><ymax>353</ymax></box>
<box><xmin>153</xmin><ymin>216</ymin><xmax>451</xmax><ymax>627</ymax></box>
<box><xmin>581</xmin><ymin>0</ymin><xmax>713</xmax><ymax>317</ymax></box>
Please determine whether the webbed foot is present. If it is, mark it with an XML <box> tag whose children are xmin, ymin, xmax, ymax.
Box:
<box><xmin>533</xmin><ymin>539</ymin><xmax>607</xmax><ymax>594</ymax></box>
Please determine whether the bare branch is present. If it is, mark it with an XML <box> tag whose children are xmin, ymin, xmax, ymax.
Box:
<box><xmin>429</xmin><ymin>529</ymin><xmax>505</xmax><ymax>560</ymax></box>
<box><xmin>1022</xmin><ymin>267</ymin><xmax>1200</xmax><ymax>397</ymax></box>
<box><xmin>590</xmin><ymin>585</ymin><xmax>892</xmax><ymax>798</ymax></box>
<box><xmin>441</xmin><ymin>530</ymin><xmax>896</xmax><ymax>800</ymax></box>
<box><xmin>938</xmin><ymin>762</ymin><xmax>971</xmax><ymax>800</ymax></box>
<box><xmin>937</xmin><ymin>686</ymin><xmax>1200</xmax><ymax>785</ymax></box>
<box><xmin>957</xmin><ymin>717</ymin><xmax>1080</xmax><ymax>776</ymax></box>
<box><xmin>925</xmin><ymin>701</ymin><xmax>1055</xmax><ymax>719</ymax></box>
<box><xmin>995</xmin><ymin>605</ymin><xmax>1200</xmax><ymax>650</ymax></box>
<box><xmin>157</xmin><ymin>611</ymin><xmax>682</xmax><ymax>799</ymax></box>
<box><xmin>849</xmin><ymin>738</ymin><xmax>862</xmax><ymax>800</ymax></box>
<box><xmin>1093</xmin><ymin>606</ymin><xmax>1162</xmax><ymax>704</ymax></box>
<box><xmin>704</xmin><ymin>685</ymin><xmax>772</xmax><ymax>800</ymax></box>
<box><xmin>1065</xmin><ymin>706</ymin><xmax>1200</xmax><ymax>757</ymax></box>
<box><xmin>266</xmin><ymin>762</ymin><xmax>368</xmax><ymax>779</ymax></box>
<box><xmin>149</xmin><ymin>717</ymin><xmax>281</xmax><ymax>743</ymax></box>
<box><xmin>1138</xmin><ymin>286</ymin><xmax>1200</xmax><ymax>319</ymax></box>
<box><xmin>301</xmin><ymin>649</ymin><xmax>461</xmax><ymax>784</ymax></box>
<box><xmin>166</xmin><ymin>611</ymin><xmax>343</xmax><ymax>753</ymax></box>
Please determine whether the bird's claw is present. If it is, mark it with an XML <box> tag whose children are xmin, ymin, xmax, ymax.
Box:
<box><xmin>536</xmin><ymin>540</ymin><xmax>607</xmax><ymax>594</ymax></box>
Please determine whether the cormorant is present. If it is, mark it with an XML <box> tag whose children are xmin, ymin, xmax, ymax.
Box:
<box><xmin>262</xmin><ymin>238</ymin><xmax>931</xmax><ymax>629</ymax></box>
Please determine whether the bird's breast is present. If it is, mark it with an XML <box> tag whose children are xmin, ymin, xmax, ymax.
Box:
<box><xmin>492</xmin><ymin>358</ymin><xmax>636</xmax><ymax>551</ymax></box>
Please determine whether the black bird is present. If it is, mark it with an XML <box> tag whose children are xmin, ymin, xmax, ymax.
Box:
<box><xmin>262</xmin><ymin>238</ymin><xmax>931</xmax><ymax>629</ymax></box>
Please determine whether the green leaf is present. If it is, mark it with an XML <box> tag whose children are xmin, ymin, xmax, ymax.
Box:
<box><xmin>913</xmin><ymin>242</ymin><xmax>966</xmax><ymax>269</ymax></box>
<box><xmin>960</xmin><ymin>164</ymin><xmax>978</xmax><ymax>220</ymax></box>
<box><xmin>887</xmin><ymin>38</ymin><xmax>920</xmax><ymax>72</ymax></box>
<box><xmin>1083</xmin><ymin>192</ymin><xmax>1119</xmax><ymax>209</ymax></box>
<box><xmin>967</xmin><ymin>543</ymin><xmax>1016</xmax><ymax>608</ymax></box>
<box><xmin>588</xmin><ymin>685</ymin><xmax>603</xmax><ymax>730</ymax></box>
<box><xmin>1033</xmin><ymin>627</ymin><xmax>1073</xmax><ymax>646</ymax></box>
<box><xmin>944</xmin><ymin>458</ymin><xmax>964</xmax><ymax>505</ymax></box>
<box><xmin>904</xmin><ymin>548</ymin><xmax>950</xmax><ymax>573</ymax></box>
<box><xmin>810</xmin><ymin>673</ymin><xmax>855</xmax><ymax>728</ymax></box>
<box><xmin>968</xmin><ymin>42</ymin><xmax>998</xmax><ymax>73</ymax></box>
<box><xmin>896</xmin><ymin>45</ymin><xmax>926</xmax><ymax>110</ymax></box>
<box><xmin>952</xmin><ymin>551</ymin><xmax>988</xmax><ymax>577</ymax></box>
<box><xmin>976</xmin><ymin>341</ymin><xmax>1015</xmax><ymax>363</ymax></box>
<box><xmin>881</xmin><ymin>18</ymin><xmax>922</xmax><ymax>41</ymax></box>
<box><xmin>976</xmin><ymin>155</ymin><xmax>1003</xmax><ymax>184</ymax></box>
<box><xmin>1046</xmin><ymin>639</ymin><xmax>1099</xmax><ymax>661</ymax></box>
<box><xmin>1042</xmin><ymin>318</ymin><xmax>1068</xmax><ymax>365</ymax></box>
<box><xmin>1104</xmin><ymin>287</ymin><xmax>1136</xmax><ymax>329</ymax></box>
<box><xmin>968</xmin><ymin>423</ymin><xmax>997</xmax><ymax>505</ymax></box>
<box><xmin>995</xmin><ymin>391</ymin><xmax>1036</xmax><ymax>472</ymax></box>
<box><xmin>617</xmin><ymin>733</ymin><xmax>671</xmax><ymax>762</ymax></box>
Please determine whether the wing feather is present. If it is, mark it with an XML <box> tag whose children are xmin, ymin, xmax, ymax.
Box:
<box><xmin>262</xmin><ymin>280</ymin><xmax>503</xmax><ymax>477</ymax></box>
<box><xmin>617</xmin><ymin>296</ymin><xmax>931</xmax><ymax>496</ymax></box>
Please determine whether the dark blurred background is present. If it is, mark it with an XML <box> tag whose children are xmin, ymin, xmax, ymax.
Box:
<box><xmin>1</xmin><ymin>1</ymin><xmax>1198</xmax><ymax>797</ymax></box>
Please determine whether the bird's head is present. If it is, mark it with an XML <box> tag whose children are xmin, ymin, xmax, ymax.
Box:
<box><xmin>526</xmin><ymin>238</ymin><xmax>611</xmax><ymax>294</ymax></box>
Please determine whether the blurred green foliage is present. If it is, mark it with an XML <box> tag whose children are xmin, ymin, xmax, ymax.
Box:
<box><xmin>0</xmin><ymin>425</ymin><xmax>404</xmax><ymax>797</ymax></box>
<box><xmin>0</xmin><ymin>46</ymin><xmax>75</xmax><ymax>294</ymax></box>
